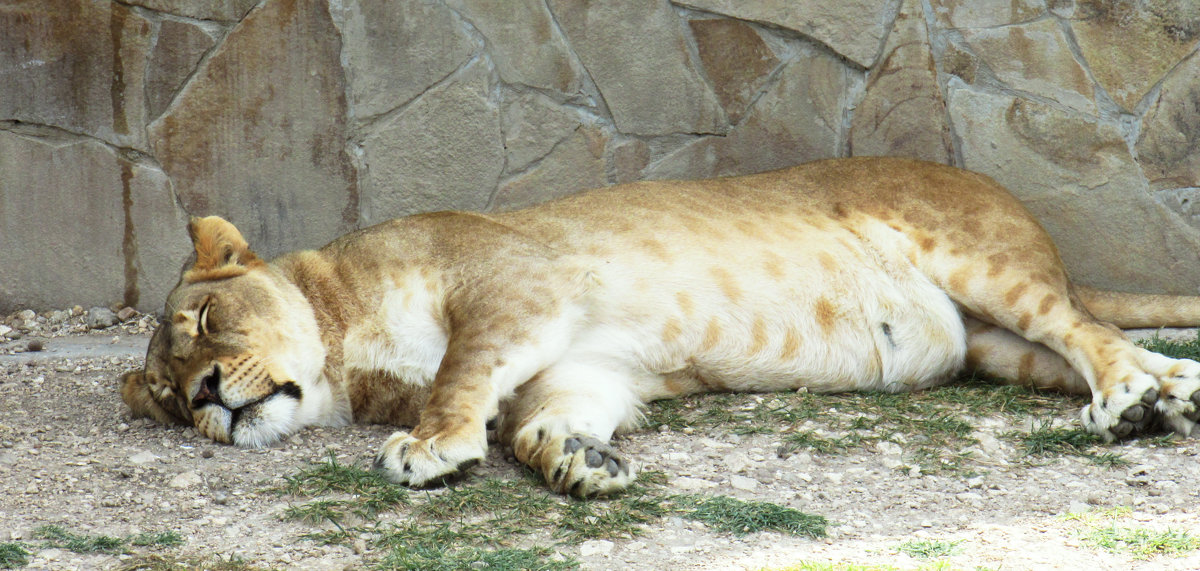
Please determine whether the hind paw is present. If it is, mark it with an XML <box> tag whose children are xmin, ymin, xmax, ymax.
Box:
<box><xmin>1156</xmin><ymin>373</ymin><xmax>1200</xmax><ymax>438</ymax></box>
<box><xmin>1081</xmin><ymin>373</ymin><xmax>1159</xmax><ymax>441</ymax></box>
<box><xmin>512</xmin><ymin>425</ymin><xmax>635</xmax><ymax>497</ymax></box>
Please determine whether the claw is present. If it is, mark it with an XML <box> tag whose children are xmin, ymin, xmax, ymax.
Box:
<box><xmin>1111</xmin><ymin>420</ymin><xmax>1134</xmax><ymax>439</ymax></box>
<box><xmin>1121</xmin><ymin>404</ymin><xmax>1146</xmax><ymax>423</ymax></box>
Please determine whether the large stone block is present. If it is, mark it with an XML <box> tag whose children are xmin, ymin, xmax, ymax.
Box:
<box><xmin>673</xmin><ymin>0</ymin><xmax>891</xmax><ymax>68</ymax></box>
<box><xmin>493</xmin><ymin>126</ymin><xmax>611</xmax><ymax>211</ymax></box>
<box><xmin>929</xmin><ymin>0</ymin><xmax>1045</xmax><ymax>28</ymax></box>
<box><xmin>688</xmin><ymin>18</ymin><xmax>780</xmax><ymax>124</ymax></box>
<box><xmin>1137</xmin><ymin>51</ymin><xmax>1200</xmax><ymax>191</ymax></box>
<box><xmin>331</xmin><ymin>0</ymin><xmax>475</xmax><ymax>121</ymax></box>
<box><xmin>358</xmin><ymin>60</ymin><xmax>503</xmax><ymax>225</ymax></box>
<box><xmin>850</xmin><ymin>0</ymin><xmax>952</xmax><ymax>164</ymax></box>
<box><xmin>1070</xmin><ymin>1</ymin><xmax>1200</xmax><ymax>110</ymax></box>
<box><xmin>956</xmin><ymin>19</ymin><xmax>1095</xmax><ymax>113</ymax></box>
<box><xmin>948</xmin><ymin>85</ymin><xmax>1200</xmax><ymax>294</ymax></box>
<box><xmin>0</xmin><ymin>128</ymin><xmax>190</xmax><ymax>313</ymax></box>
<box><xmin>445</xmin><ymin>0</ymin><xmax>583</xmax><ymax>95</ymax></box>
<box><xmin>145</xmin><ymin>19</ymin><xmax>217</xmax><ymax>119</ymax></box>
<box><xmin>549</xmin><ymin>0</ymin><xmax>726</xmax><ymax>136</ymax></box>
<box><xmin>0</xmin><ymin>0</ymin><xmax>153</xmax><ymax>150</ymax></box>
<box><xmin>122</xmin><ymin>0</ymin><xmax>258</xmax><ymax>21</ymax></box>
<box><xmin>148</xmin><ymin>0</ymin><xmax>358</xmax><ymax>259</ymax></box>
<box><xmin>501</xmin><ymin>90</ymin><xmax>586</xmax><ymax>176</ymax></box>
<box><xmin>647</xmin><ymin>50</ymin><xmax>852</xmax><ymax>179</ymax></box>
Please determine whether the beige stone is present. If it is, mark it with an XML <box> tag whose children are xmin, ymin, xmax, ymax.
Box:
<box><xmin>929</xmin><ymin>0</ymin><xmax>1045</xmax><ymax>28</ymax></box>
<box><xmin>445</xmin><ymin>0</ymin><xmax>583</xmax><ymax>94</ymax></box>
<box><xmin>611</xmin><ymin>138</ymin><xmax>652</xmax><ymax>184</ymax></box>
<box><xmin>0</xmin><ymin>0</ymin><xmax>152</xmax><ymax>150</ymax></box>
<box><xmin>959</xmin><ymin>19</ymin><xmax>1095</xmax><ymax>113</ymax></box>
<box><xmin>359</xmin><ymin>61</ymin><xmax>503</xmax><ymax>224</ymax></box>
<box><xmin>1071</xmin><ymin>2</ymin><xmax>1200</xmax><ymax>110</ymax></box>
<box><xmin>148</xmin><ymin>0</ymin><xmax>358</xmax><ymax>259</ymax></box>
<box><xmin>674</xmin><ymin>0</ymin><xmax>891</xmax><ymax>67</ymax></box>
<box><xmin>1137</xmin><ymin>52</ymin><xmax>1200</xmax><ymax>190</ymax></box>
<box><xmin>501</xmin><ymin>90</ymin><xmax>585</xmax><ymax>175</ymax></box>
<box><xmin>948</xmin><ymin>85</ymin><xmax>1200</xmax><ymax>294</ymax></box>
<box><xmin>850</xmin><ymin>0</ymin><xmax>952</xmax><ymax>164</ymax></box>
<box><xmin>549</xmin><ymin>0</ymin><xmax>726</xmax><ymax>136</ymax></box>
<box><xmin>647</xmin><ymin>51</ymin><xmax>850</xmax><ymax>179</ymax></box>
<box><xmin>146</xmin><ymin>19</ymin><xmax>216</xmax><ymax>119</ymax></box>
<box><xmin>0</xmin><ymin>128</ymin><xmax>190</xmax><ymax>313</ymax></box>
<box><xmin>122</xmin><ymin>0</ymin><xmax>258</xmax><ymax>21</ymax></box>
<box><xmin>688</xmin><ymin>19</ymin><xmax>781</xmax><ymax>124</ymax></box>
<box><xmin>332</xmin><ymin>0</ymin><xmax>475</xmax><ymax>120</ymax></box>
<box><xmin>493</xmin><ymin>126</ymin><xmax>610</xmax><ymax>211</ymax></box>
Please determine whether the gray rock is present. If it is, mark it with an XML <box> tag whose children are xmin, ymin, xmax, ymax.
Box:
<box><xmin>549</xmin><ymin>0</ymin><xmax>727</xmax><ymax>136</ymax></box>
<box><xmin>494</xmin><ymin>126</ymin><xmax>611</xmax><ymax>210</ymax></box>
<box><xmin>87</xmin><ymin>308</ymin><xmax>119</xmax><ymax>330</ymax></box>
<box><xmin>949</xmin><ymin>85</ymin><xmax>1200</xmax><ymax>294</ymax></box>
<box><xmin>850</xmin><ymin>0</ymin><xmax>952</xmax><ymax>164</ymax></box>
<box><xmin>1138</xmin><ymin>52</ymin><xmax>1200</xmax><ymax>191</ymax></box>
<box><xmin>956</xmin><ymin>19</ymin><xmax>1095</xmax><ymax>114</ymax></box>
<box><xmin>675</xmin><ymin>0</ymin><xmax>892</xmax><ymax>68</ymax></box>
<box><xmin>148</xmin><ymin>0</ymin><xmax>358</xmax><ymax>261</ymax></box>
<box><xmin>0</xmin><ymin>2</ymin><xmax>154</xmax><ymax>150</ymax></box>
<box><xmin>446</xmin><ymin>0</ymin><xmax>583</xmax><ymax>94</ymax></box>
<box><xmin>359</xmin><ymin>60</ymin><xmax>503</xmax><ymax>224</ymax></box>
<box><xmin>331</xmin><ymin>0</ymin><xmax>474</xmax><ymax>120</ymax></box>
<box><xmin>0</xmin><ymin>129</ymin><xmax>189</xmax><ymax>314</ymax></box>
<box><xmin>647</xmin><ymin>51</ymin><xmax>852</xmax><ymax>180</ymax></box>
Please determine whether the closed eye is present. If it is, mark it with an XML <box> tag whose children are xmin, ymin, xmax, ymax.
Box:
<box><xmin>198</xmin><ymin>297</ymin><xmax>212</xmax><ymax>336</ymax></box>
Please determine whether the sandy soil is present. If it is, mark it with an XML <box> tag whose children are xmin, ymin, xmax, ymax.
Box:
<box><xmin>1</xmin><ymin>312</ymin><xmax>1197</xmax><ymax>570</ymax></box>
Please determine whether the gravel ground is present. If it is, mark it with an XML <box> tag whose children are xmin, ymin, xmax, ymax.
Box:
<box><xmin>1</xmin><ymin>309</ymin><xmax>1198</xmax><ymax>570</ymax></box>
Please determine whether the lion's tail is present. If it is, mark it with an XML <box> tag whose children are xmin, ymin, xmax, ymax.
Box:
<box><xmin>1076</xmin><ymin>285</ymin><xmax>1200</xmax><ymax>328</ymax></box>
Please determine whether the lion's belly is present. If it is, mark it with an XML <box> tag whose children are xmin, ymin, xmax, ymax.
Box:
<box><xmin>575</xmin><ymin>223</ymin><xmax>967</xmax><ymax>401</ymax></box>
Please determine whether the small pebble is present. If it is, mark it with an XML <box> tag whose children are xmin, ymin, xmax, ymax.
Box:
<box><xmin>26</xmin><ymin>340</ymin><xmax>43</xmax><ymax>352</ymax></box>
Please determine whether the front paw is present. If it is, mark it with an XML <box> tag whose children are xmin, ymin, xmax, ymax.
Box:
<box><xmin>373</xmin><ymin>430</ymin><xmax>485</xmax><ymax>488</ymax></box>
<box><xmin>1081</xmin><ymin>373</ymin><xmax>1159</xmax><ymax>441</ymax></box>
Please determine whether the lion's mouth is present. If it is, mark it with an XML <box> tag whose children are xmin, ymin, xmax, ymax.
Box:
<box><xmin>190</xmin><ymin>365</ymin><xmax>304</xmax><ymax>447</ymax></box>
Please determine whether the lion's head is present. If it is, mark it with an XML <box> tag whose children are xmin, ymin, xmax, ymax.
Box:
<box><xmin>121</xmin><ymin>216</ymin><xmax>332</xmax><ymax>447</ymax></box>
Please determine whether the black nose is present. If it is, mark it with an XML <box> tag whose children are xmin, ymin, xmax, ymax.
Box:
<box><xmin>191</xmin><ymin>367</ymin><xmax>223</xmax><ymax>409</ymax></box>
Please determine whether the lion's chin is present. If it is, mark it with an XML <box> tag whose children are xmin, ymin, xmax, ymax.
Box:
<box><xmin>194</xmin><ymin>392</ymin><xmax>302</xmax><ymax>448</ymax></box>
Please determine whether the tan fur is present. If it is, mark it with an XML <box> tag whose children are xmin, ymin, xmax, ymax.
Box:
<box><xmin>122</xmin><ymin>157</ymin><xmax>1200</xmax><ymax>497</ymax></box>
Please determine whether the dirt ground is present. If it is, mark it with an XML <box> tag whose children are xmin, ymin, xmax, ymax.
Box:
<box><xmin>1</xmin><ymin>310</ymin><xmax>1198</xmax><ymax>570</ymax></box>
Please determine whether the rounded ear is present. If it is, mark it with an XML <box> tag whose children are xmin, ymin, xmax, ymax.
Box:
<box><xmin>183</xmin><ymin>216</ymin><xmax>265</xmax><ymax>282</ymax></box>
<box><xmin>120</xmin><ymin>370</ymin><xmax>181</xmax><ymax>425</ymax></box>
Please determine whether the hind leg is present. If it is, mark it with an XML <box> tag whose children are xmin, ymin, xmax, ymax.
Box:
<box><xmin>965</xmin><ymin>317</ymin><xmax>1088</xmax><ymax>393</ymax></box>
<box><xmin>966</xmin><ymin>318</ymin><xmax>1200</xmax><ymax>436</ymax></box>
<box><xmin>499</xmin><ymin>361</ymin><xmax>640</xmax><ymax>497</ymax></box>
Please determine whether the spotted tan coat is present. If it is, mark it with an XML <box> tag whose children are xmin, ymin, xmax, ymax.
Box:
<box><xmin>122</xmin><ymin>157</ymin><xmax>1200</xmax><ymax>497</ymax></box>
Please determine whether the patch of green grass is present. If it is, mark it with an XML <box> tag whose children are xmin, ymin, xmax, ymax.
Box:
<box><xmin>1137</xmin><ymin>331</ymin><xmax>1200</xmax><ymax>361</ymax></box>
<box><xmin>1006</xmin><ymin>418</ymin><xmax>1130</xmax><ymax>466</ymax></box>
<box><xmin>277</xmin><ymin>456</ymin><xmax>828</xmax><ymax>568</ymax></box>
<box><xmin>274</xmin><ymin>451</ymin><xmax>408</xmax><ymax>519</ymax></box>
<box><xmin>895</xmin><ymin>539</ymin><xmax>962</xmax><ymax>558</ymax></box>
<box><xmin>1084</xmin><ymin>524</ymin><xmax>1200</xmax><ymax>559</ymax></box>
<box><xmin>34</xmin><ymin>525</ymin><xmax>127</xmax><ymax>554</ymax></box>
<box><xmin>128</xmin><ymin>531</ymin><xmax>184</xmax><ymax>548</ymax></box>
<box><xmin>116</xmin><ymin>553</ymin><xmax>263</xmax><ymax>571</ymax></box>
<box><xmin>671</xmin><ymin>494</ymin><xmax>826</xmax><ymax>538</ymax></box>
<box><xmin>0</xmin><ymin>543</ymin><xmax>30</xmax><ymax>569</ymax></box>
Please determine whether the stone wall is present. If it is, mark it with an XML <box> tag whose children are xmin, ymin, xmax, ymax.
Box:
<box><xmin>3</xmin><ymin>0</ymin><xmax>1200</xmax><ymax>313</ymax></box>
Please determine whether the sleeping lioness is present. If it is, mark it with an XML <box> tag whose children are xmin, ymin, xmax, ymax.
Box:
<box><xmin>122</xmin><ymin>157</ymin><xmax>1200</xmax><ymax>497</ymax></box>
